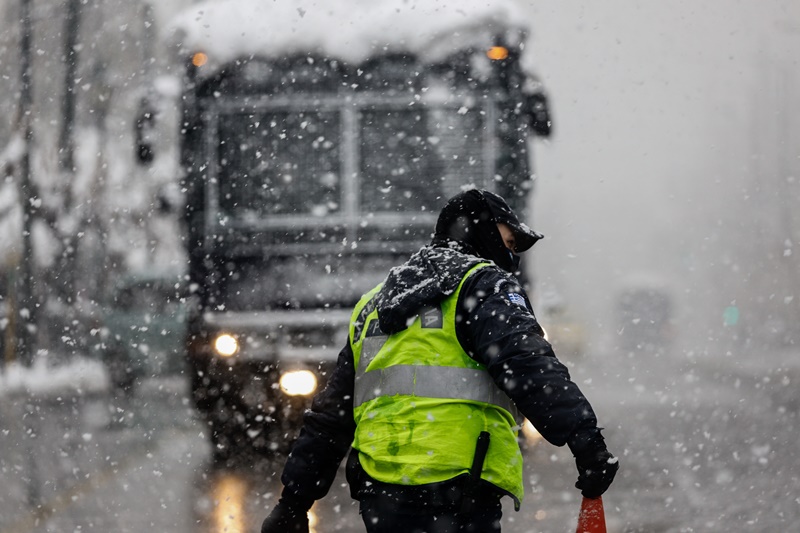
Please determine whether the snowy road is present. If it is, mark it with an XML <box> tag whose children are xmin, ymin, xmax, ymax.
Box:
<box><xmin>580</xmin><ymin>345</ymin><xmax>800</xmax><ymax>532</ymax></box>
<box><xmin>1</xmin><ymin>345</ymin><xmax>798</xmax><ymax>532</ymax></box>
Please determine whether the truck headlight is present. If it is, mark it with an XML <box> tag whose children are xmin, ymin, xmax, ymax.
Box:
<box><xmin>213</xmin><ymin>333</ymin><xmax>239</xmax><ymax>357</ymax></box>
<box><xmin>279</xmin><ymin>370</ymin><xmax>317</xmax><ymax>396</ymax></box>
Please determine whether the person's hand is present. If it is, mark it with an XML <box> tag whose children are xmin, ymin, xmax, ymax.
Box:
<box><xmin>261</xmin><ymin>495</ymin><xmax>311</xmax><ymax>533</ymax></box>
<box><xmin>575</xmin><ymin>448</ymin><xmax>619</xmax><ymax>498</ymax></box>
<box><xmin>568</xmin><ymin>428</ymin><xmax>620</xmax><ymax>498</ymax></box>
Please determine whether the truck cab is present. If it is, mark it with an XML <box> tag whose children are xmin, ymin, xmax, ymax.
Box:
<box><xmin>159</xmin><ymin>1</ymin><xmax>551</xmax><ymax>460</ymax></box>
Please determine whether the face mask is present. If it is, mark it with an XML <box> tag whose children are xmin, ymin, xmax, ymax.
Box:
<box><xmin>507</xmin><ymin>250</ymin><xmax>521</xmax><ymax>273</ymax></box>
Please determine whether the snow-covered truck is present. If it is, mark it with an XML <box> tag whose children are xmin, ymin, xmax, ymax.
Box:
<box><xmin>162</xmin><ymin>0</ymin><xmax>551</xmax><ymax>459</ymax></box>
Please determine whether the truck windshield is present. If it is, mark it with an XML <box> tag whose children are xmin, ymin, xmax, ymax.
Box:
<box><xmin>214</xmin><ymin>100</ymin><xmax>489</xmax><ymax>224</ymax></box>
<box><xmin>207</xmin><ymin>96</ymin><xmax>493</xmax><ymax>311</ymax></box>
<box><xmin>218</xmin><ymin>110</ymin><xmax>342</xmax><ymax>219</ymax></box>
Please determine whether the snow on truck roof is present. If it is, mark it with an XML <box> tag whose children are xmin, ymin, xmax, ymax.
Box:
<box><xmin>168</xmin><ymin>0</ymin><xmax>530</xmax><ymax>70</ymax></box>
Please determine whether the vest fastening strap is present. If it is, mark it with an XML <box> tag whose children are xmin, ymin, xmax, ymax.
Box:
<box><xmin>354</xmin><ymin>364</ymin><xmax>516</xmax><ymax>415</ymax></box>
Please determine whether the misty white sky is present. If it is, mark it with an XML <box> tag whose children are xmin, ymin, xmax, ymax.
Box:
<box><xmin>519</xmin><ymin>1</ymin><xmax>800</xmax><ymax>349</ymax></box>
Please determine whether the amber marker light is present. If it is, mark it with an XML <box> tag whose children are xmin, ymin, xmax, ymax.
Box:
<box><xmin>192</xmin><ymin>52</ymin><xmax>208</xmax><ymax>67</ymax></box>
<box><xmin>486</xmin><ymin>46</ymin><xmax>509</xmax><ymax>60</ymax></box>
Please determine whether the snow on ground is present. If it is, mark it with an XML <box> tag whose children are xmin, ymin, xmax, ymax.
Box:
<box><xmin>0</xmin><ymin>356</ymin><xmax>109</xmax><ymax>398</ymax></box>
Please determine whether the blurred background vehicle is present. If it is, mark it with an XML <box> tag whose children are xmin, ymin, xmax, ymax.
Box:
<box><xmin>99</xmin><ymin>272</ymin><xmax>186</xmax><ymax>394</ymax></box>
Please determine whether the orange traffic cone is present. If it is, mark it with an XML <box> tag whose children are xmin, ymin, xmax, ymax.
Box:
<box><xmin>575</xmin><ymin>496</ymin><xmax>606</xmax><ymax>533</ymax></box>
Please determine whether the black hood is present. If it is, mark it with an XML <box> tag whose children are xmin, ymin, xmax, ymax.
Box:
<box><xmin>376</xmin><ymin>244</ymin><xmax>484</xmax><ymax>334</ymax></box>
<box><xmin>430</xmin><ymin>189</ymin><xmax>543</xmax><ymax>272</ymax></box>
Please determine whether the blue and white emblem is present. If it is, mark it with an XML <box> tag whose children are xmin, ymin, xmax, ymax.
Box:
<box><xmin>507</xmin><ymin>293</ymin><xmax>526</xmax><ymax>308</ymax></box>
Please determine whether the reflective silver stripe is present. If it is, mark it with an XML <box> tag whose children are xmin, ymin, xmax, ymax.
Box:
<box><xmin>357</xmin><ymin>335</ymin><xmax>388</xmax><ymax>374</ymax></box>
<box><xmin>354</xmin><ymin>364</ymin><xmax>516</xmax><ymax>415</ymax></box>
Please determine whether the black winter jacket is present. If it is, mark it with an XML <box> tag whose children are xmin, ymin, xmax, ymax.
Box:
<box><xmin>280</xmin><ymin>244</ymin><xmax>600</xmax><ymax>502</ymax></box>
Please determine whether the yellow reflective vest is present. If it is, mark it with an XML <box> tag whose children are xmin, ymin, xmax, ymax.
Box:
<box><xmin>349</xmin><ymin>263</ymin><xmax>524</xmax><ymax>506</ymax></box>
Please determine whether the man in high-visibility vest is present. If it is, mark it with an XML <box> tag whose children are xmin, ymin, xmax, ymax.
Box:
<box><xmin>262</xmin><ymin>189</ymin><xmax>619</xmax><ymax>533</ymax></box>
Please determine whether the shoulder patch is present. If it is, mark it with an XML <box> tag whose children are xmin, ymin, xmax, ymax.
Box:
<box><xmin>507</xmin><ymin>292</ymin><xmax>527</xmax><ymax>308</ymax></box>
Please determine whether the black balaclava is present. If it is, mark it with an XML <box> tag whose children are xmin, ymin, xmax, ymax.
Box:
<box><xmin>430</xmin><ymin>189</ymin><xmax>543</xmax><ymax>272</ymax></box>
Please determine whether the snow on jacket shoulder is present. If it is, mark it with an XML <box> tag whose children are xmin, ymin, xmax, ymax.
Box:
<box><xmin>376</xmin><ymin>244</ymin><xmax>486</xmax><ymax>334</ymax></box>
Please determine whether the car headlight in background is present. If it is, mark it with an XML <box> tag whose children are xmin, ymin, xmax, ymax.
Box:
<box><xmin>213</xmin><ymin>333</ymin><xmax>239</xmax><ymax>357</ymax></box>
<box><xmin>521</xmin><ymin>419</ymin><xmax>542</xmax><ymax>445</ymax></box>
<box><xmin>279</xmin><ymin>370</ymin><xmax>317</xmax><ymax>396</ymax></box>
<box><xmin>541</xmin><ymin>325</ymin><xmax>549</xmax><ymax>342</ymax></box>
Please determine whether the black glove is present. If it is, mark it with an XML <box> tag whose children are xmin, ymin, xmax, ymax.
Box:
<box><xmin>261</xmin><ymin>493</ymin><xmax>313</xmax><ymax>533</ymax></box>
<box><xmin>575</xmin><ymin>448</ymin><xmax>619</xmax><ymax>498</ymax></box>
<box><xmin>568</xmin><ymin>428</ymin><xmax>620</xmax><ymax>499</ymax></box>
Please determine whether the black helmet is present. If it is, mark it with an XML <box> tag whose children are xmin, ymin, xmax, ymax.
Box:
<box><xmin>432</xmin><ymin>189</ymin><xmax>543</xmax><ymax>272</ymax></box>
